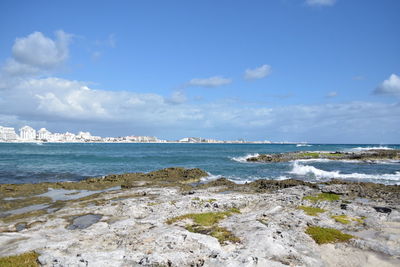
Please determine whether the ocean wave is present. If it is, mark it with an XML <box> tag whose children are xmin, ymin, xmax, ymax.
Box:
<box><xmin>289</xmin><ymin>161</ymin><xmax>400</xmax><ymax>181</ymax></box>
<box><xmin>230</xmin><ymin>153</ymin><xmax>260</xmax><ymax>163</ymax></box>
<box><xmin>296</xmin><ymin>144</ymin><xmax>312</xmax><ymax>147</ymax></box>
<box><xmin>201</xmin><ymin>173</ymin><xmax>223</xmax><ymax>182</ymax></box>
<box><xmin>350</xmin><ymin>146</ymin><xmax>394</xmax><ymax>151</ymax></box>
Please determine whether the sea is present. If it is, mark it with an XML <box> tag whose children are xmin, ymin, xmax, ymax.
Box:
<box><xmin>0</xmin><ymin>143</ymin><xmax>399</xmax><ymax>185</ymax></box>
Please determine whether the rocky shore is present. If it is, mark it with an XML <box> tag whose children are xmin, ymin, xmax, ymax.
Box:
<box><xmin>0</xmin><ymin>168</ymin><xmax>399</xmax><ymax>266</ymax></box>
<box><xmin>246</xmin><ymin>149</ymin><xmax>400</xmax><ymax>163</ymax></box>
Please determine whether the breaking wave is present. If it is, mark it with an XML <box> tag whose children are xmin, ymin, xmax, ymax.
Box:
<box><xmin>289</xmin><ymin>161</ymin><xmax>400</xmax><ymax>182</ymax></box>
<box><xmin>296</xmin><ymin>144</ymin><xmax>312</xmax><ymax>147</ymax></box>
<box><xmin>230</xmin><ymin>153</ymin><xmax>260</xmax><ymax>163</ymax></box>
<box><xmin>201</xmin><ymin>173</ymin><xmax>223</xmax><ymax>182</ymax></box>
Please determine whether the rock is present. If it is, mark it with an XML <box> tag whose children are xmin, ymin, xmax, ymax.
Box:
<box><xmin>373</xmin><ymin>207</ymin><xmax>392</xmax><ymax>214</ymax></box>
<box><xmin>1</xmin><ymin>172</ymin><xmax>400</xmax><ymax>266</ymax></box>
<box><xmin>321</xmin><ymin>184</ymin><xmax>350</xmax><ymax>195</ymax></box>
<box><xmin>66</xmin><ymin>214</ymin><xmax>103</xmax><ymax>230</ymax></box>
<box><xmin>246</xmin><ymin>150</ymin><xmax>400</xmax><ymax>163</ymax></box>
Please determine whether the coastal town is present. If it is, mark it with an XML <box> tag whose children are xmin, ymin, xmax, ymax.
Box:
<box><xmin>0</xmin><ymin>125</ymin><xmax>285</xmax><ymax>144</ymax></box>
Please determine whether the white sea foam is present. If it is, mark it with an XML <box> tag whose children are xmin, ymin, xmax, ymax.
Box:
<box><xmin>276</xmin><ymin>176</ymin><xmax>290</xmax><ymax>181</ymax></box>
<box><xmin>350</xmin><ymin>146</ymin><xmax>394</xmax><ymax>151</ymax></box>
<box><xmin>201</xmin><ymin>173</ymin><xmax>223</xmax><ymax>182</ymax></box>
<box><xmin>289</xmin><ymin>161</ymin><xmax>400</xmax><ymax>181</ymax></box>
<box><xmin>296</xmin><ymin>144</ymin><xmax>312</xmax><ymax>147</ymax></box>
<box><xmin>295</xmin><ymin>158</ymin><xmax>400</xmax><ymax>164</ymax></box>
<box><xmin>230</xmin><ymin>153</ymin><xmax>260</xmax><ymax>163</ymax></box>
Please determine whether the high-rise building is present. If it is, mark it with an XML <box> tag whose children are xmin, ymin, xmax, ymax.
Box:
<box><xmin>37</xmin><ymin>128</ymin><xmax>52</xmax><ymax>140</ymax></box>
<box><xmin>19</xmin><ymin>126</ymin><xmax>36</xmax><ymax>140</ymax></box>
<box><xmin>0</xmin><ymin>126</ymin><xmax>18</xmax><ymax>141</ymax></box>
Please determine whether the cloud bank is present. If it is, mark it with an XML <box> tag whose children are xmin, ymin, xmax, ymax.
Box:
<box><xmin>0</xmin><ymin>31</ymin><xmax>399</xmax><ymax>143</ymax></box>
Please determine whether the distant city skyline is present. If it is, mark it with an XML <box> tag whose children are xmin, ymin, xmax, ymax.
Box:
<box><xmin>0</xmin><ymin>124</ymin><xmax>281</xmax><ymax>143</ymax></box>
<box><xmin>0</xmin><ymin>0</ymin><xmax>399</xmax><ymax>143</ymax></box>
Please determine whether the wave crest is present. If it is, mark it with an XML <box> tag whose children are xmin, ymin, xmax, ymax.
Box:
<box><xmin>289</xmin><ymin>161</ymin><xmax>400</xmax><ymax>182</ymax></box>
<box><xmin>231</xmin><ymin>153</ymin><xmax>260</xmax><ymax>163</ymax></box>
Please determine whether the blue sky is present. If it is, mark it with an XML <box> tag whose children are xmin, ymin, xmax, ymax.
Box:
<box><xmin>0</xmin><ymin>0</ymin><xmax>399</xmax><ymax>143</ymax></box>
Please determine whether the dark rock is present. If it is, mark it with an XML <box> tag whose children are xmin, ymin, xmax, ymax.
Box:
<box><xmin>373</xmin><ymin>207</ymin><xmax>392</xmax><ymax>214</ymax></box>
<box><xmin>15</xmin><ymin>222</ymin><xmax>27</xmax><ymax>232</ymax></box>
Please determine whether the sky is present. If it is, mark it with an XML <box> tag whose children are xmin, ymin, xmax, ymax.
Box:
<box><xmin>0</xmin><ymin>0</ymin><xmax>399</xmax><ymax>143</ymax></box>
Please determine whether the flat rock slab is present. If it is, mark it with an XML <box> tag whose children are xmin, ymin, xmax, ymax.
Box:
<box><xmin>67</xmin><ymin>214</ymin><xmax>103</xmax><ymax>230</ymax></box>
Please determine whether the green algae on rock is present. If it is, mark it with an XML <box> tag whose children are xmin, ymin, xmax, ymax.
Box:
<box><xmin>331</xmin><ymin>215</ymin><xmax>364</xmax><ymax>225</ymax></box>
<box><xmin>185</xmin><ymin>224</ymin><xmax>240</xmax><ymax>244</ymax></box>
<box><xmin>0</xmin><ymin>196</ymin><xmax>52</xmax><ymax>212</ymax></box>
<box><xmin>303</xmin><ymin>193</ymin><xmax>340</xmax><ymax>202</ymax></box>
<box><xmin>0</xmin><ymin>251</ymin><xmax>39</xmax><ymax>267</ymax></box>
<box><xmin>166</xmin><ymin>208</ymin><xmax>241</xmax><ymax>245</ymax></box>
<box><xmin>306</xmin><ymin>226</ymin><xmax>354</xmax><ymax>244</ymax></box>
<box><xmin>166</xmin><ymin>208</ymin><xmax>240</xmax><ymax>226</ymax></box>
<box><xmin>0</xmin><ymin>167</ymin><xmax>208</xmax><ymax>199</ymax></box>
<box><xmin>297</xmin><ymin>206</ymin><xmax>326</xmax><ymax>216</ymax></box>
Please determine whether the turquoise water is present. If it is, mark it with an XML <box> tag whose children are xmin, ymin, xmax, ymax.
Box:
<box><xmin>0</xmin><ymin>143</ymin><xmax>399</xmax><ymax>185</ymax></box>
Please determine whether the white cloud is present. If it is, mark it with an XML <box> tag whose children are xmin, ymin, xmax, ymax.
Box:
<box><xmin>244</xmin><ymin>64</ymin><xmax>271</xmax><ymax>80</ymax></box>
<box><xmin>166</xmin><ymin>91</ymin><xmax>187</xmax><ymax>104</ymax></box>
<box><xmin>187</xmin><ymin>76</ymin><xmax>232</xmax><ymax>88</ymax></box>
<box><xmin>326</xmin><ymin>91</ymin><xmax>337</xmax><ymax>98</ymax></box>
<box><xmin>374</xmin><ymin>74</ymin><xmax>400</xmax><ymax>96</ymax></box>
<box><xmin>306</xmin><ymin>0</ymin><xmax>336</xmax><ymax>6</ymax></box>
<box><xmin>12</xmin><ymin>30</ymin><xmax>71</xmax><ymax>68</ymax></box>
<box><xmin>1</xmin><ymin>75</ymin><xmax>399</xmax><ymax>143</ymax></box>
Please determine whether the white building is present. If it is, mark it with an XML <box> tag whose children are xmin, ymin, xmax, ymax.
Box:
<box><xmin>179</xmin><ymin>137</ymin><xmax>202</xmax><ymax>143</ymax></box>
<box><xmin>37</xmin><ymin>128</ymin><xmax>52</xmax><ymax>140</ymax></box>
<box><xmin>19</xmin><ymin>126</ymin><xmax>36</xmax><ymax>140</ymax></box>
<box><xmin>126</xmin><ymin>136</ymin><xmax>159</xmax><ymax>142</ymax></box>
<box><xmin>77</xmin><ymin>131</ymin><xmax>92</xmax><ymax>140</ymax></box>
<box><xmin>0</xmin><ymin>126</ymin><xmax>18</xmax><ymax>141</ymax></box>
<box><xmin>64</xmin><ymin>132</ymin><xmax>76</xmax><ymax>142</ymax></box>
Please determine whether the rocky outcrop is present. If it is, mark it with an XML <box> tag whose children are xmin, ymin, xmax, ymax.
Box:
<box><xmin>1</xmin><ymin>171</ymin><xmax>399</xmax><ymax>266</ymax></box>
<box><xmin>0</xmin><ymin>167</ymin><xmax>208</xmax><ymax>199</ymax></box>
<box><xmin>246</xmin><ymin>150</ymin><xmax>400</xmax><ymax>163</ymax></box>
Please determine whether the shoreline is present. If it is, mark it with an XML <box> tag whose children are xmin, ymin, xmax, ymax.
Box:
<box><xmin>2</xmin><ymin>141</ymin><xmax>400</xmax><ymax>145</ymax></box>
<box><xmin>1</xmin><ymin>168</ymin><xmax>399</xmax><ymax>266</ymax></box>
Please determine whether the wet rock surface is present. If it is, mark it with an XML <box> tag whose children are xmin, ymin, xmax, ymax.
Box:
<box><xmin>0</xmin><ymin>169</ymin><xmax>399</xmax><ymax>266</ymax></box>
<box><xmin>66</xmin><ymin>214</ymin><xmax>103</xmax><ymax>230</ymax></box>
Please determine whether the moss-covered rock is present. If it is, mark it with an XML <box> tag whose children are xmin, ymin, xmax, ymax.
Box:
<box><xmin>306</xmin><ymin>226</ymin><xmax>354</xmax><ymax>244</ymax></box>
<box><xmin>297</xmin><ymin>206</ymin><xmax>326</xmax><ymax>216</ymax></box>
<box><xmin>0</xmin><ymin>167</ymin><xmax>208</xmax><ymax>199</ymax></box>
<box><xmin>166</xmin><ymin>208</ymin><xmax>241</xmax><ymax>245</ymax></box>
<box><xmin>0</xmin><ymin>251</ymin><xmax>39</xmax><ymax>267</ymax></box>
<box><xmin>303</xmin><ymin>193</ymin><xmax>340</xmax><ymax>202</ymax></box>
